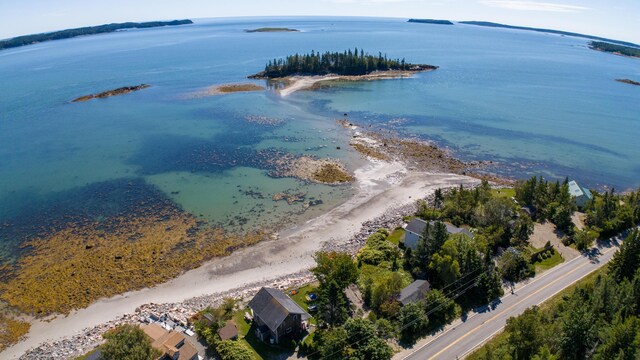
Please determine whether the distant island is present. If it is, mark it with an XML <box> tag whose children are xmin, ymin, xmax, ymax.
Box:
<box><xmin>71</xmin><ymin>84</ymin><xmax>150</xmax><ymax>102</ymax></box>
<box><xmin>616</xmin><ymin>79</ymin><xmax>640</xmax><ymax>86</ymax></box>
<box><xmin>459</xmin><ymin>21</ymin><xmax>640</xmax><ymax>48</ymax></box>
<box><xmin>408</xmin><ymin>19</ymin><xmax>454</xmax><ymax>25</ymax></box>
<box><xmin>0</xmin><ymin>20</ymin><xmax>193</xmax><ymax>50</ymax></box>
<box><xmin>248</xmin><ymin>49</ymin><xmax>437</xmax><ymax>78</ymax></box>
<box><xmin>245</xmin><ymin>27</ymin><xmax>299</xmax><ymax>33</ymax></box>
<box><xmin>590</xmin><ymin>41</ymin><xmax>640</xmax><ymax>59</ymax></box>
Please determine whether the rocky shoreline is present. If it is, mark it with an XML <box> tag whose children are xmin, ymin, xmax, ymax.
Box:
<box><xmin>268</xmin><ymin>154</ymin><xmax>355</xmax><ymax>184</ymax></box>
<box><xmin>71</xmin><ymin>84</ymin><xmax>150</xmax><ymax>102</ymax></box>
<box><xmin>18</xmin><ymin>187</ymin><xmax>452</xmax><ymax>359</ymax></box>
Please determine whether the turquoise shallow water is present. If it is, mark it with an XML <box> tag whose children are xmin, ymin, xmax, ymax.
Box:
<box><xmin>0</xmin><ymin>17</ymin><xmax>638</xmax><ymax>257</ymax></box>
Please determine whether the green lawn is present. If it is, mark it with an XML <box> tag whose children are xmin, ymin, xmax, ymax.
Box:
<box><xmin>387</xmin><ymin>227</ymin><xmax>405</xmax><ymax>246</ymax></box>
<box><xmin>288</xmin><ymin>284</ymin><xmax>319</xmax><ymax>325</ymax></box>
<box><xmin>358</xmin><ymin>263</ymin><xmax>413</xmax><ymax>288</ymax></box>
<box><xmin>490</xmin><ymin>188</ymin><xmax>515</xmax><ymax>199</ymax></box>
<box><xmin>534</xmin><ymin>249</ymin><xmax>564</xmax><ymax>273</ymax></box>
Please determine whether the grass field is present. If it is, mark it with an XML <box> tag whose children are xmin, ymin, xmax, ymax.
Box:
<box><xmin>533</xmin><ymin>249</ymin><xmax>564</xmax><ymax>273</ymax></box>
<box><xmin>358</xmin><ymin>263</ymin><xmax>413</xmax><ymax>288</ymax></box>
<box><xmin>387</xmin><ymin>227</ymin><xmax>405</xmax><ymax>246</ymax></box>
<box><xmin>490</xmin><ymin>188</ymin><xmax>515</xmax><ymax>199</ymax></box>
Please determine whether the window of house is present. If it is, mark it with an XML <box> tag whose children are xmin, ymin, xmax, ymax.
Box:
<box><xmin>286</xmin><ymin>327</ymin><xmax>292</xmax><ymax>334</ymax></box>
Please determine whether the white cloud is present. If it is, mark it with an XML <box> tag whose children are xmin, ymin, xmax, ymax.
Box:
<box><xmin>480</xmin><ymin>0</ymin><xmax>589</xmax><ymax>12</ymax></box>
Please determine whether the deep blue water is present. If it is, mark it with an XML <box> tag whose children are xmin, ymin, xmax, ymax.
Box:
<box><xmin>0</xmin><ymin>16</ymin><xmax>638</xmax><ymax>257</ymax></box>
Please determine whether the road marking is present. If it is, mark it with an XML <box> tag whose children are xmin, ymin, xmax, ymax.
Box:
<box><xmin>457</xmin><ymin>247</ymin><xmax>617</xmax><ymax>360</ymax></box>
<box><xmin>399</xmin><ymin>252</ymin><xmax>591</xmax><ymax>358</ymax></box>
<box><xmin>399</xmin><ymin>245</ymin><xmax>619</xmax><ymax>360</ymax></box>
<box><xmin>423</xmin><ymin>247</ymin><xmax>617</xmax><ymax>360</ymax></box>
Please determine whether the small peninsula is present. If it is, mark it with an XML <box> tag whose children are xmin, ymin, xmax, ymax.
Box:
<box><xmin>245</xmin><ymin>27</ymin><xmax>299</xmax><ymax>33</ymax></box>
<box><xmin>616</xmin><ymin>79</ymin><xmax>640</xmax><ymax>86</ymax></box>
<box><xmin>408</xmin><ymin>19</ymin><xmax>454</xmax><ymax>25</ymax></box>
<box><xmin>0</xmin><ymin>20</ymin><xmax>193</xmax><ymax>50</ymax></box>
<box><xmin>249</xmin><ymin>49</ymin><xmax>437</xmax><ymax>78</ymax></box>
<box><xmin>460</xmin><ymin>21</ymin><xmax>640</xmax><ymax>48</ymax></box>
<box><xmin>187</xmin><ymin>83</ymin><xmax>266</xmax><ymax>98</ymax></box>
<box><xmin>590</xmin><ymin>41</ymin><xmax>640</xmax><ymax>59</ymax></box>
<box><xmin>71</xmin><ymin>84</ymin><xmax>150</xmax><ymax>102</ymax></box>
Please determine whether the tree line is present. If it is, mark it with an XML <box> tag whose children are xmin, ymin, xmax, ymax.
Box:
<box><xmin>250</xmin><ymin>48</ymin><xmax>436</xmax><ymax>78</ymax></box>
<box><xmin>0</xmin><ymin>20</ymin><xmax>193</xmax><ymax>50</ymax></box>
<box><xmin>589</xmin><ymin>41</ymin><xmax>640</xmax><ymax>58</ymax></box>
<box><xmin>470</xmin><ymin>229</ymin><xmax>640</xmax><ymax>360</ymax></box>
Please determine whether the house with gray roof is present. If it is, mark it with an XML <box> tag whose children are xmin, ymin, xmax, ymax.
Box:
<box><xmin>568</xmin><ymin>180</ymin><xmax>593</xmax><ymax>208</ymax></box>
<box><xmin>398</xmin><ymin>280</ymin><xmax>431</xmax><ymax>306</ymax></box>
<box><xmin>404</xmin><ymin>218</ymin><xmax>473</xmax><ymax>250</ymax></box>
<box><xmin>248</xmin><ymin>287</ymin><xmax>311</xmax><ymax>344</ymax></box>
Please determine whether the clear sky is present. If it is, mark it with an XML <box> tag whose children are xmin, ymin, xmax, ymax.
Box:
<box><xmin>1</xmin><ymin>0</ymin><xmax>638</xmax><ymax>44</ymax></box>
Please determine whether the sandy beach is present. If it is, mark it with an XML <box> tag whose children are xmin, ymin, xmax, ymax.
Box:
<box><xmin>2</xmin><ymin>155</ymin><xmax>477</xmax><ymax>359</ymax></box>
<box><xmin>276</xmin><ymin>70</ymin><xmax>430</xmax><ymax>97</ymax></box>
<box><xmin>277</xmin><ymin>75</ymin><xmax>338</xmax><ymax>97</ymax></box>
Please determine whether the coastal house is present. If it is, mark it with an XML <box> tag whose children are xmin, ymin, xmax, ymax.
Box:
<box><xmin>404</xmin><ymin>218</ymin><xmax>473</xmax><ymax>250</ymax></box>
<box><xmin>142</xmin><ymin>323</ymin><xmax>198</xmax><ymax>360</ymax></box>
<box><xmin>568</xmin><ymin>180</ymin><xmax>593</xmax><ymax>208</ymax></box>
<box><xmin>398</xmin><ymin>280</ymin><xmax>431</xmax><ymax>306</ymax></box>
<box><xmin>248</xmin><ymin>287</ymin><xmax>311</xmax><ymax>344</ymax></box>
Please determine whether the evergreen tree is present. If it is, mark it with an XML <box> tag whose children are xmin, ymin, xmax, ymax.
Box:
<box><xmin>318</xmin><ymin>280</ymin><xmax>348</xmax><ymax>326</ymax></box>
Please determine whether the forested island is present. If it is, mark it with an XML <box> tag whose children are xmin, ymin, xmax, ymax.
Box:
<box><xmin>0</xmin><ymin>20</ymin><xmax>193</xmax><ymax>50</ymax></box>
<box><xmin>245</xmin><ymin>27</ymin><xmax>299</xmax><ymax>33</ymax></box>
<box><xmin>460</xmin><ymin>21</ymin><xmax>640</xmax><ymax>48</ymax></box>
<box><xmin>590</xmin><ymin>41</ymin><xmax>640</xmax><ymax>58</ymax></box>
<box><xmin>408</xmin><ymin>19</ymin><xmax>454</xmax><ymax>25</ymax></box>
<box><xmin>249</xmin><ymin>49</ymin><xmax>437</xmax><ymax>78</ymax></box>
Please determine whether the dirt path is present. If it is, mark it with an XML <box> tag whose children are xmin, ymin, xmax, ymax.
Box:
<box><xmin>529</xmin><ymin>222</ymin><xmax>580</xmax><ymax>260</ymax></box>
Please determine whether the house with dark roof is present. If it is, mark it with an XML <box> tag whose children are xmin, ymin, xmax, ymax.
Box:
<box><xmin>248</xmin><ymin>287</ymin><xmax>311</xmax><ymax>344</ymax></box>
<box><xmin>568</xmin><ymin>180</ymin><xmax>593</xmax><ymax>208</ymax></box>
<box><xmin>398</xmin><ymin>280</ymin><xmax>431</xmax><ymax>306</ymax></box>
<box><xmin>404</xmin><ymin>218</ymin><xmax>473</xmax><ymax>250</ymax></box>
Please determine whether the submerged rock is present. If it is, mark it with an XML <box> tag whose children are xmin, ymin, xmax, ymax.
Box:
<box><xmin>71</xmin><ymin>84</ymin><xmax>150</xmax><ymax>102</ymax></box>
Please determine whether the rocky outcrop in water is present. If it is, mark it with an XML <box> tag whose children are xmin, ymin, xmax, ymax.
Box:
<box><xmin>71</xmin><ymin>84</ymin><xmax>150</xmax><ymax>102</ymax></box>
<box><xmin>616</xmin><ymin>79</ymin><xmax>640</xmax><ymax>86</ymax></box>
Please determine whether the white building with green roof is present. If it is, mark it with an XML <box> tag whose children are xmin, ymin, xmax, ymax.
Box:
<box><xmin>568</xmin><ymin>180</ymin><xmax>593</xmax><ymax>208</ymax></box>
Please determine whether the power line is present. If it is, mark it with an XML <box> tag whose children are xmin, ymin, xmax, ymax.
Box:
<box><xmin>310</xmin><ymin>267</ymin><xmax>492</xmax><ymax>359</ymax></box>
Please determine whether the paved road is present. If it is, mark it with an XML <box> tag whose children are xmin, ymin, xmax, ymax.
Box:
<box><xmin>396</xmin><ymin>239</ymin><xmax>621</xmax><ymax>360</ymax></box>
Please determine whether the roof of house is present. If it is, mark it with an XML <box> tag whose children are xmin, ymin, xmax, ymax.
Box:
<box><xmin>398</xmin><ymin>280</ymin><xmax>431</xmax><ymax>305</ymax></box>
<box><xmin>142</xmin><ymin>323</ymin><xmax>198</xmax><ymax>360</ymax></box>
<box><xmin>143</xmin><ymin>323</ymin><xmax>167</xmax><ymax>341</ymax></box>
<box><xmin>568</xmin><ymin>180</ymin><xmax>593</xmax><ymax>200</ymax></box>
<box><xmin>217</xmin><ymin>322</ymin><xmax>238</xmax><ymax>341</ymax></box>
<box><xmin>406</xmin><ymin>218</ymin><xmax>473</xmax><ymax>238</ymax></box>
<box><xmin>248</xmin><ymin>287</ymin><xmax>311</xmax><ymax>333</ymax></box>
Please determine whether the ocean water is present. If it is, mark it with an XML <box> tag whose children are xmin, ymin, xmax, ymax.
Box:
<box><xmin>0</xmin><ymin>17</ymin><xmax>638</xmax><ymax>257</ymax></box>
